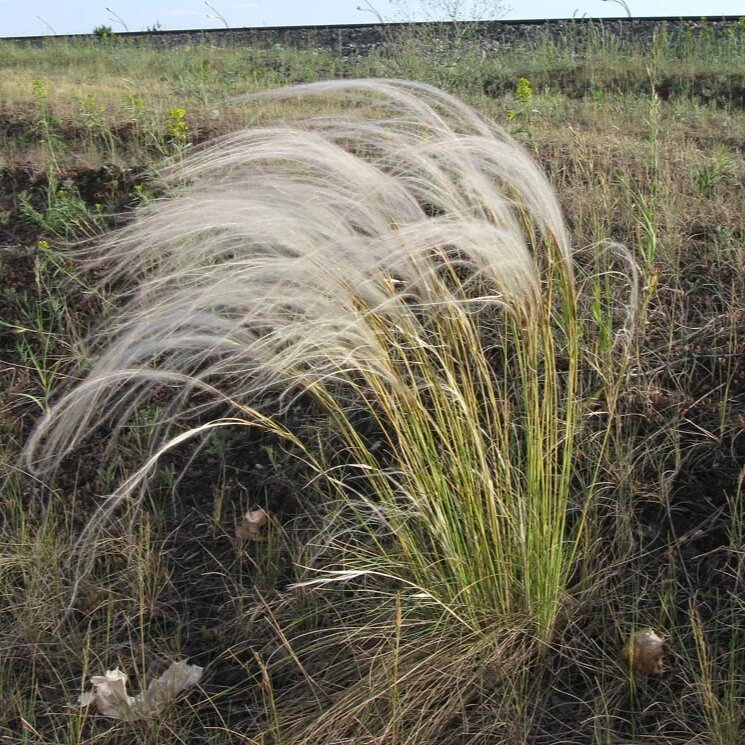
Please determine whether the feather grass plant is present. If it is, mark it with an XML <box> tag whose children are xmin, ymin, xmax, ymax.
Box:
<box><xmin>26</xmin><ymin>78</ymin><xmax>594</xmax><ymax>738</ymax></box>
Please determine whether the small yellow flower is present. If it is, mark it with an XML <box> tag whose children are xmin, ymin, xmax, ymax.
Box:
<box><xmin>167</xmin><ymin>107</ymin><xmax>189</xmax><ymax>144</ymax></box>
<box><xmin>516</xmin><ymin>77</ymin><xmax>532</xmax><ymax>107</ymax></box>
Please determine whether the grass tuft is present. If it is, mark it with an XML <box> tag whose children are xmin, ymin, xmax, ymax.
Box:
<box><xmin>20</xmin><ymin>78</ymin><xmax>607</xmax><ymax>740</ymax></box>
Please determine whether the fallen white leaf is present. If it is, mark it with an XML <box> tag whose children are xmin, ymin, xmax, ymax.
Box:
<box><xmin>79</xmin><ymin>661</ymin><xmax>203</xmax><ymax>720</ymax></box>
<box><xmin>79</xmin><ymin>668</ymin><xmax>134</xmax><ymax>718</ymax></box>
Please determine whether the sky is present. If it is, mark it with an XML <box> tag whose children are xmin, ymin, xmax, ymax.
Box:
<box><xmin>1</xmin><ymin>0</ymin><xmax>743</xmax><ymax>38</ymax></box>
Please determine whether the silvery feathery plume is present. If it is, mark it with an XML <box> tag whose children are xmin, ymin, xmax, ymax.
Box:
<box><xmin>26</xmin><ymin>78</ymin><xmax>574</xmax><ymax>516</ymax></box>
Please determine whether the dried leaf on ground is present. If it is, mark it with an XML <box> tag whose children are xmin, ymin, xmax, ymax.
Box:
<box><xmin>236</xmin><ymin>507</ymin><xmax>270</xmax><ymax>546</ymax></box>
<box><xmin>621</xmin><ymin>627</ymin><xmax>670</xmax><ymax>675</ymax></box>
<box><xmin>79</xmin><ymin>660</ymin><xmax>203</xmax><ymax>720</ymax></box>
